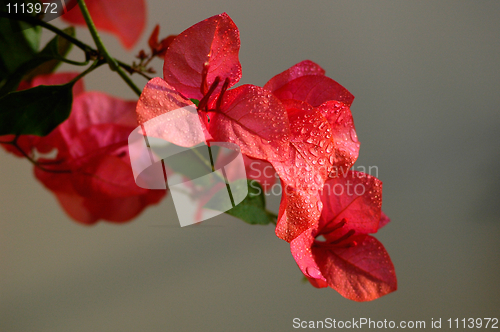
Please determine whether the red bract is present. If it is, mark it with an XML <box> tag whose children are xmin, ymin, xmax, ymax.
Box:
<box><xmin>0</xmin><ymin>135</ymin><xmax>37</xmax><ymax>157</ymax></box>
<box><xmin>264</xmin><ymin>60</ymin><xmax>354</xmax><ymax>107</ymax></box>
<box><xmin>60</xmin><ymin>0</ymin><xmax>146</xmax><ymax>49</ymax></box>
<box><xmin>135</xmin><ymin>77</ymin><xmax>206</xmax><ymax>147</ymax></box>
<box><xmin>273</xmin><ymin>100</ymin><xmax>336</xmax><ymax>241</ymax></box>
<box><xmin>137</xmin><ymin>13</ymin><xmax>290</xmax><ymax>163</ymax></box>
<box><xmin>11</xmin><ymin>73</ymin><xmax>165</xmax><ymax>224</ymax></box>
<box><xmin>264</xmin><ymin>61</ymin><xmax>359</xmax><ymax>170</ymax></box>
<box><xmin>290</xmin><ymin>171</ymin><xmax>396</xmax><ymax>302</ymax></box>
<box><xmin>317</xmin><ymin>101</ymin><xmax>360</xmax><ymax>171</ymax></box>
<box><xmin>264</xmin><ymin>61</ymin><xmax>360</xmax><ymax>242</ymax></box>
<box><xmin>206</xmin><ymin>84</ymin><xmax>289</xmax><ymax>161</ymax></box>
<box><xmin>276</xmin><ymin>183</ymin><xmax>323</xmax><ymax>242</ymax></box>
<box><xmin>163</xmin><ymin>13</ymin><xmax>242</xmax><ymax>100</ymax></box>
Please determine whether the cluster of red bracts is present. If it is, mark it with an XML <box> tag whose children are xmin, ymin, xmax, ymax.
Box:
<box><xmin>1</xmin><ymin>13</ymin><xmax>396</xmax><ymax>301</ymax></box>
<box><xmin>0</xmin><ymin>73</ymin><xmax>165</xmax><ymax>223</ymax></box>
<box><xmin>135</xmin><ymin>13</ymin><xmax>397</xmax><ymax>301</ymax></box>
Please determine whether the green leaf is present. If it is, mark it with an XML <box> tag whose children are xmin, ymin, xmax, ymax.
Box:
<box><xmin>17</xmin><ymin>17</ymin><xmax>41</xmax><ymax>50</ymax></box>
<box><xmin>0</xmin><ymin>55</ymin><xmax>47</xmax><ymax>96</ymax></box>
<box><xmin>26</xmin><ymin>27</ymin><xmax>76</xmax><ymax>79</ymax></box>
<box><xmin>206</xmin><ymin>180</ymin><xmax>276</xmax><ymax>225</ymax></box>
<box><xmin>0</xmin><ymin>9</ymin><xmax>42</xmax><ymax>79</ymax></box>
<box><xmin>0</xmin><ymin>27</ymin><xmax>77</xmax><ymax>96</ymax></box>
<box><xmin>190</xmin><ymin>98</ymin><xmax>199</xmax><ymax>106</ymax></box>
<box><xmin>0</xmin><ymin>82</ymin><xmax>74</xmax><ymax>136</ymax></box>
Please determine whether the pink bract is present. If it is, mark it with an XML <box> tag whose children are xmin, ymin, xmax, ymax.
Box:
<box><xmin>264</xmin><ymin>61</ymin><xmax>360</xmax><ymax>242</ymax></box>
<box><xmin>163</xmin><ymin>13</ymin><xmax>242</xmax><ymax>100</ymax></box>
<box><xmin>273</xmin><ymin>100</ymin><xmax>336</xmax><ymax>242</ymax></box>
<box><xmin>136</xmin><ymin>13</ymin><xmax>290</xmax><ymax>171</ymax></box>
<box><xmin>264</xmin><ymin>60</ymin><xmax>354</xmax><ymax>107</ymax></box>
<box><xmin>14</xmin><ymin>73</ymin><xmax>165</xmax><ymax>224</ymax></box>
<box><xmin>207</xmin><ymin>84</ymin><xmax>289</xmax><ymax>162</ymax></box>
<box><xmin>61</xmin><ymin>0</ymin><xmax>146</xmax><ymax>49</ymax></box>
<box><xmin>290</xmin><ymin>171</ymin><xmax>396</xmax><ymax>302</ymax></box>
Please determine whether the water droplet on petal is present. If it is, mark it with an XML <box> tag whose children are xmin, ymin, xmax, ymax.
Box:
<box><xmin>306</xmin><ymin>267</ymin><xmax>322</xmax><ymax>279</ymax></box>
<box><xmin>309</xmin><ymin>147</ymin><xmax>319</xmax><ymax>156</ymax></box>
<box><xmin>326</xmin><ymin>142</ymin><xmax>334</xmax><ymax>153</ymax></box>
<box><xmin>350</xmin><ymin>128</ymin><xmax>359</xmax><ymax>142</ymax></box>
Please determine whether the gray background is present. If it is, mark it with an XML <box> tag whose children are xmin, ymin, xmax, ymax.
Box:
<box><xmin>1</xmin><ymin>1</ymin><xmax>499</xmax><ymax>331</ymax></box>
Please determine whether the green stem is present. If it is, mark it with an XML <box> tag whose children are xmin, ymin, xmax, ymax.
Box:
<box><xmin>115</xmin><ymin>65</ymin><xmax>142</xmax><ymax>96</ymax></box>
<box><xmin>191</xmin><ymin>146</ymin><xmax>227</xmax><ymax>183</ymax></box>
<box><xmin>70</xmin><ymin>59</ymin><xmax>103</xmax><ymax>84</ymax></box>
<box><xmin>192</xmin><ymin>147</ymin><xmax>216</xmax><ymax>172</ymax></box>
<box><xmin>117</xmin><ymin>60</ymin><xmax>154</xmax><ymax>80</ymax></box>
<box><xmin>58</xmin><ymin>57</ymin><xmax>90</xmax><ymax>67</ymax></box>
<box><xmin>76</xmin><ymin>0</ymin><xmax>142</xmax><ymax>96</ymax></box>
<box><xmin>76</xmin><ymin>0</ymin><xmax>115</xmax><ymax>67</ymax></box>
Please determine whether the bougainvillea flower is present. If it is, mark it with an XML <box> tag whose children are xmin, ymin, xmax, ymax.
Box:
<box><xmin>317</xmin><ymin>100</ymin><xmax>360</xmax><ymax>171</ymax></box>
<box><xmin>60</xmin><ymin>0</ymin><xmax>146</xmax><ymax>49</ymax></box>
<box><xmin>261</xmin><ymin>61</ymin><xmax>360</xmax><ymax>242</ymax></box>
<box><xmin>135</xmin><ymin>77</ymin><xmax>206</xmax><ymax>147</ymax></box>
<box><xmin>273</xmin><ymin>97</ymin><xmax>362</xmax><ymax>242</ymax></box>
<box><xmin>162</xmin><ymin>13</ymin><xmax>242</xmax><ymax>101</ymax></box>
<box><xmin>205</xmin><ymin>84</ymin><xmax>289</xmax><ymax>162</ymax></box>
<box><xmin>264</xmin><ymin>60</ymin><xmax>354</xmax><ymax>107</ymax></box>
<box><xmin>272</xmin><ymin>100</ymin><xmax>335</xmax><ymax>241</ymax></box>
<box><xmin>0</xmin><ymin>135</ymin><xmax>38</xmax><ymax>157</ymax></box>
<box><xmin>290</xmin><ymin>171</ymin><xmax>396</xmax><ymax>301</ymax></box>
<box><xmin>137</xmin><ymin>13</ymin><xmax>290</xmax><ymax>164</ymax></box>
<box><xmin>264</xmin><ymin>60</ymin><xmax>359</xmax><ymax>172</ymax></box>
<box><xmin>12</xmin><ymin>73</ymin><xmax>166</xmax><ymax>224</ymax></box>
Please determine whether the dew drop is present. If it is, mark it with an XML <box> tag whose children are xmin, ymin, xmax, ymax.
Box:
<box><xmin>309</xmin><ymin>147</ymin><xmax>319</xmax><ymax>156</ymax></box>
<box><xmin>350</xmin><ymin>128</ymin><xmax>359</xmax><ymax>142</ymax></box>
<box><xmin>306</xmin><ymin>267</ymin><xmax>322</xmax><ymax>279</ymax></box>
